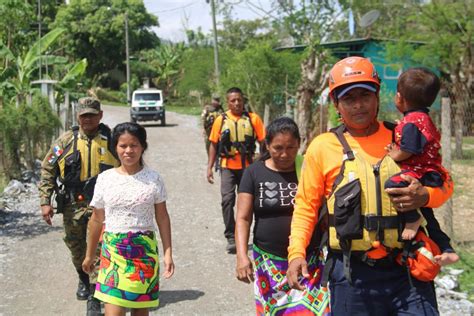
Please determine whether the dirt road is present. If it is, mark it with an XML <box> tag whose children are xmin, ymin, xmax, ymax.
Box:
<box><xmin>0</xmin><ymin>105</ymin><xmax>255</xmax><ymax>315</ymax></box>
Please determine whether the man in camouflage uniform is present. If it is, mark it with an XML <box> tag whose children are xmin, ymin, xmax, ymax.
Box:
<box><xmin>201</xmin><ymin>94</ymin><xmax>223</xmax><ymax>155</ymax></box>
<box><xmin>39</xmin><ymin>97</ymin><xmax>118</xmax><ymax>316</ymax></box>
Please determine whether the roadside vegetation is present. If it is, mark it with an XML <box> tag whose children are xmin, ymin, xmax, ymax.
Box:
<box><xmin>165</xmin><ymin>103</ymin><xmax>202</xmax><ymax>117</ymax></box>
<box><xmin>445</xmin><ymin>248</ymin><xmax>474</xmax><ymax>301</ymax></box>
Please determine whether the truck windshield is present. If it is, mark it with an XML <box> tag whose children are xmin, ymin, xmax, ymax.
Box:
<box><xmin>134</xmin><ymin>93</ymin><xmax>161</xmax><ymax>101</ymax></box>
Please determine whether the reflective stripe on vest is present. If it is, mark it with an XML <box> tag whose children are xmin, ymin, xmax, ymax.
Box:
<box><xmin>418</xmin><ymin>246</ymin><xmax>436</xmax><ymax>263</ymax></box>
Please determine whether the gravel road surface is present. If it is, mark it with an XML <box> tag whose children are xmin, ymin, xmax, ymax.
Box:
<box><xmin>0</xmin><ymin>105</ymin><xmax>255</xmax><ymax>315</ymax></box>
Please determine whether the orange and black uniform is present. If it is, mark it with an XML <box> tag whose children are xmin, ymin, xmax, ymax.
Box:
<box><xmin>209</xmin><ymin>110</ymin><xmax>265</xmax><ymax>240</ymax></box>
<box><xmin>289</xmin><ymin>122</ymin><xmax>454</xmax><ymax>315</ymax></box>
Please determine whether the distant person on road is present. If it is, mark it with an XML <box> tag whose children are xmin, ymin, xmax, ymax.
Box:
<box><xmin>207</xmin><ymin>87</ymin><xmax>266</xmax><ymax>254</ymax></box>
<box><xmin>38</xmin><ymin>97</ymin><xmax>118</xmax><ymax>316</ymax></box>
<box><xmin>235</xmin><ymin>117</ymin><xmax>330</xmax><ymax>315</ymax></box>
<box><xmin>201</xmin><ymin>94</ymin><xmax>224</xmax><ymax>155</ymax></box>
<box><xmin>82</xmin><ymin>122</ymin><xmax>174</xmax><ymax>315</ymax></box>
<box><xmin>384</xmin><ymin>67</ymin><xmax>458</xmax><ymax>264</ymax></box>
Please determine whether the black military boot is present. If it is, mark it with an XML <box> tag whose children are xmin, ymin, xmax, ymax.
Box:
<box><xmin>226</xmin><ymin>237</ymin><xmax>236</xmax><ymax>254</ymax></box>
<box><xmin>76</xmin><ymin>270</ymin><xmax>90</xmax><ymax>301</ymax></box>
<box><xmin>86</xmin><ymin>284</ymin><xmax>103</xmax><ymax>316</ymax></box>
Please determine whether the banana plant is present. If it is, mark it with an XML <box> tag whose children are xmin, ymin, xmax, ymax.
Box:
<box><xmin>58</xmin><ymin>58</ymin><xmax>88</xmax><ymax>90</ymax></box>
<box><xmin>0</xmin><ymin>28</ymin><xmax>66</xmax><ymax>105</ymax></box>
<box><xmin>147</xmin><ymin>43</ymin><xmax>185</xmax><ymax>95</ymax></box>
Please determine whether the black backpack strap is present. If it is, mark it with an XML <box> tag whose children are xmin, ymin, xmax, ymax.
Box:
<box><xmin>241</xmin><ymin>111</ymin><xmax>256</xmax><ymax>169</ymax></box>
<box><xmin>56</xmin><ymin>126</ymin><xmax>79</xmax><ymax>161</ymax></box>
<box><xmin>311</xmin><ymin>200</ymin><xmax>331</xmax><ymax>286</ymax></box>
<box><xmin>330</xmin><ymin>124</ymin><xmax>354</xmax><ymax>160</ymax></box>
<box><xmin>327</xmin><ymin>124</ymin><xmax>357</xmax><ymax>285</ymax></box>
<box><xmin>400</xmin><ymin>240</ymin><xmax>419</xmax><ymax>289</ymax></box>
<box><xmin>321</xmin><ymin>251</ymin><xmax>335</xmax><ymax>288</ymax></box>
<box><xmin>340</xmin><ymin>240</ymin><xmax>353</xmax><ymax>285</ymax></box>
<box><xmin>382</xmin><ymin>120</ymin><xmax>396</xmax><ymax>131</ymax></box>
<box><xmin>219</xmin><ymin>113</ymin><xmax>227</xmax><ymax>130</ymax></box>
<box><xmin>383</xmin><ymin>121</ymin><xmax>396</xmax><ymax>143</ymax></box>
<box><xmin>329</xmin><ymin>124</ymin><xmax>354</xmax><ymax>192</ymax></box>
<box><xmin>215</xmin><ymin>113</ymin><xmax>228</xmax><ymax>171</ymax></box>
<box><xmin>242</xmin><ymin>111</ymin><xmax>256</xmax><ymax>137</ymax></box>
<box><xmin>72</xmin><ymin>125</ymin><xmax>79</xmax><ymax>153</ymax></box>
<box><xmin>98</xmin><ymin>123</ymin><xmax>115</xmax><ymax>156</ymax></box>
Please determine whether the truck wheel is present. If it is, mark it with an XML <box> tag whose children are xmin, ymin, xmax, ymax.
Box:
<box><xmin>131</xmin><ymin>116</ymin><xmax>137</xmax><ymax>123</ymax></box>
<box><xmin>161</xmin><ymin>116</ymin><xmax>166</xmax><ymax>126</ymax></box>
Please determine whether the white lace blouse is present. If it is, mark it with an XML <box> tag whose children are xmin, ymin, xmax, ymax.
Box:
<box><xmin>90</xmin><ymin>166</ymin><xmax>167</xmax><ymax>233</ymax></box>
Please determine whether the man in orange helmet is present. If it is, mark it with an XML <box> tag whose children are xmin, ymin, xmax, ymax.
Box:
<box><xmin>286</xmin><ymin>57</ymin><xmax>454</xmax><ymax>315</ymax></box>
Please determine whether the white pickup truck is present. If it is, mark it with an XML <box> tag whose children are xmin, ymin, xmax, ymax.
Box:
<box><xmin>130</xmin><ymin>89</ymin><xmax>166</xmax><ymax>126</ymax></box>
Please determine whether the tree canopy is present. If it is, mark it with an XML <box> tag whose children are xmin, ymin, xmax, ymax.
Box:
<box><xmin>52</xmin><ymin>0</ymin><xmax>159</xmax><ymax>87</ymax></box>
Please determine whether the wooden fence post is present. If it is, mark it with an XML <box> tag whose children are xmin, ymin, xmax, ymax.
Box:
<box><xmin>0</xmin><ymin>139</ymin><xmax>3</xmax><ymax>177</ymax></box>
<box><xmin>440</xmin><ymin>96</ymin><xmax>453</xmax><ymax>238</ymax></box>
<box><xmin>263</xmin><ymin>104</ymin><xmax>270</xmax><ymax>128</ymax></box>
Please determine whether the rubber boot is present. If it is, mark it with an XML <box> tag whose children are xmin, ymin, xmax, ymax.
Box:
<box><xmin>86</xmin><ymin>284</ymin><xmax>103</xmax><ymax>316</ymax></box>
<box><xmin>76</xmin><ymin>269</ymin><xmax>90</xmax><ymax>301</ymax></box>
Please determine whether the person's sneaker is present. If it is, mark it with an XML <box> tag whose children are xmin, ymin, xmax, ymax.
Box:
<box><xmin>76</xmin><ymin>280</ymin><xmax>90</xmax><ymax>301</ymax></box>
<box><xmin>86</xmin><ymin>295</ymin><xmax>102</xmax><ymax>316</ymax></box>
<box><xmin>226</xmin><ymin>238</ymin><xmax>236</xmax><ymax>254</ymax></box>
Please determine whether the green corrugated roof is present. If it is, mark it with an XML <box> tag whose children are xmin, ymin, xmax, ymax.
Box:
<box><xmin>274</xmin><ymin>37</ymin><xmax>425</xmax><ymax>51</ymax></box>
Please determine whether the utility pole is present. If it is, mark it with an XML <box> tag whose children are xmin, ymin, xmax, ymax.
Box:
<box><xmin>209</xmin><ymin>0</ymin><xmax>220</xmax><ymax>86</ymax></box>
<box><xmin>38</xmin><ymin>0</ymin><xmax>42</xmax><ymax>79</ymax></box>
<box><xmin>125</xmin><ymin>12</ymin><xmax>131</xmax><ymax>105</ymax></box>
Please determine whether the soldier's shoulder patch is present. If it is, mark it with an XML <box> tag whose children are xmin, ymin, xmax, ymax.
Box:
<box><xmin>47</xmin><ymin>153</ymin><xmax>58</xmax><ymax>164</ymax></box>
<box><xmin>53</xmin><ymin>145</ymin><xmax>63</xmax><ymax>157</ymax></box>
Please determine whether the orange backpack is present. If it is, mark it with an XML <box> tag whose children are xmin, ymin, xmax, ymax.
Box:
<box><xmin>396</xmin><ymin>230</ymin><xmax>441</xmax><ymax>282</ymax></box>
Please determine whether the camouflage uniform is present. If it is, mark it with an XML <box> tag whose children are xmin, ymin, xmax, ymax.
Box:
<box><xmin>39</xmin><ymin>130</ymin><xmax>95</xmax><ymax>272</ymax></box>
<box><xmin>201</xmin><ymin>96</ymin><xmax>223</xmax><ymax>154</ymax></box>
<box><xmin>38</xmin><ymin>98</ymin><xmax>118</xmax><ymax>305</ymax></box>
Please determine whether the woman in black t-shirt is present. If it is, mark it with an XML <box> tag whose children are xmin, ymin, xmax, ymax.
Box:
<box><xmin>235</xmin><ymin>117</ymin><xmax>330</xmax><ymax>315</ymax></box>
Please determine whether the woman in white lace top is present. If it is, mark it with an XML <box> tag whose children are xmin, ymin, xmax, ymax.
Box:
<box><xmin>82</xmin><ymin>122</ymin><xmax>174</xmax><ymax>315</ymax></box>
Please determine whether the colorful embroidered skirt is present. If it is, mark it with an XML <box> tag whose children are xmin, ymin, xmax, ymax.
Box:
<box><xmin>253</xmin><ymin>245</ymin><xmax>330</xmax><ymax>315</ymax></box>
<box><xmin>94</xmin><ymin>231</ymin><xmax>160</xmax><ymax>308</ymax></box>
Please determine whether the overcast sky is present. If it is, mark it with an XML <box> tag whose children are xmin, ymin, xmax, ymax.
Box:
<box><xmin>144</xmin><ymin>1</ymin><xmax>273</xmax><ymax>42</ymax></box>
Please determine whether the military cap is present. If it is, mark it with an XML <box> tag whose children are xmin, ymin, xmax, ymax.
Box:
<box><xmin>77</xmin><ymin>97</ymin><xmax>101</xmax><ymax>115</ymax></box>
<box><xmin>211</xmin><ymin>93</ymin><xmax>220</xmax><ymax>101</ymax></box>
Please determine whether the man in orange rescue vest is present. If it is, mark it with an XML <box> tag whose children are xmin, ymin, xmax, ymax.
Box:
<box><xmin>207</xmin><ymin>87</ymin><xmax>265</xmax><ymax>254</ymax></box>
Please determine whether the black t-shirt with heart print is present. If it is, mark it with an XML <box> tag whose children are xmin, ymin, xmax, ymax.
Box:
<box><xmin>239</xmin><ymin>160</ymin><xmax>298</xmax><ymax>258</ymax></box>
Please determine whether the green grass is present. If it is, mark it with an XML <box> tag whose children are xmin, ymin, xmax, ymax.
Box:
<box><xmin>462</xmin><ymin>136</ymin><xmax>474</xmax><ymax>145</ymax></box>
<box><xmin>102</xmin><ymin>100</ymin><xmax>127</xmax><ymax>107</ymax></box>
<box><xmin>454</xmin><ymin>159</ymin><xmax>474</xmax><ymax>166</ymax></box>
<box><xmin>451</xmin><ymin>136</ymin><xmax>474</xmax><ymax>164</ymax></box>
<box><xmin>461</xmin><ymin>148</ymin><xmax>474</xmax><ymax>160</ymax></box>
<box><xmin>166</xmin><ymin>104</ymin><xmax>202</xmax><ymax>116</ymax></box>
<box><xmin>446</xmin><ymin>247</ymin><xmax>474</xmax><ymax>301</ymax></box>
<box><xmin>453</xmin><ymin>148</ymin><xmax>474</xmax><ymax>164</ymax></box>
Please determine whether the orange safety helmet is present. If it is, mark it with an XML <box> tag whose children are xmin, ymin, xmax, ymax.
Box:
<box><xmin>328</xmin><ymin>56</ymin><xmax>381</xmax><ymax>100</ymax></box>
